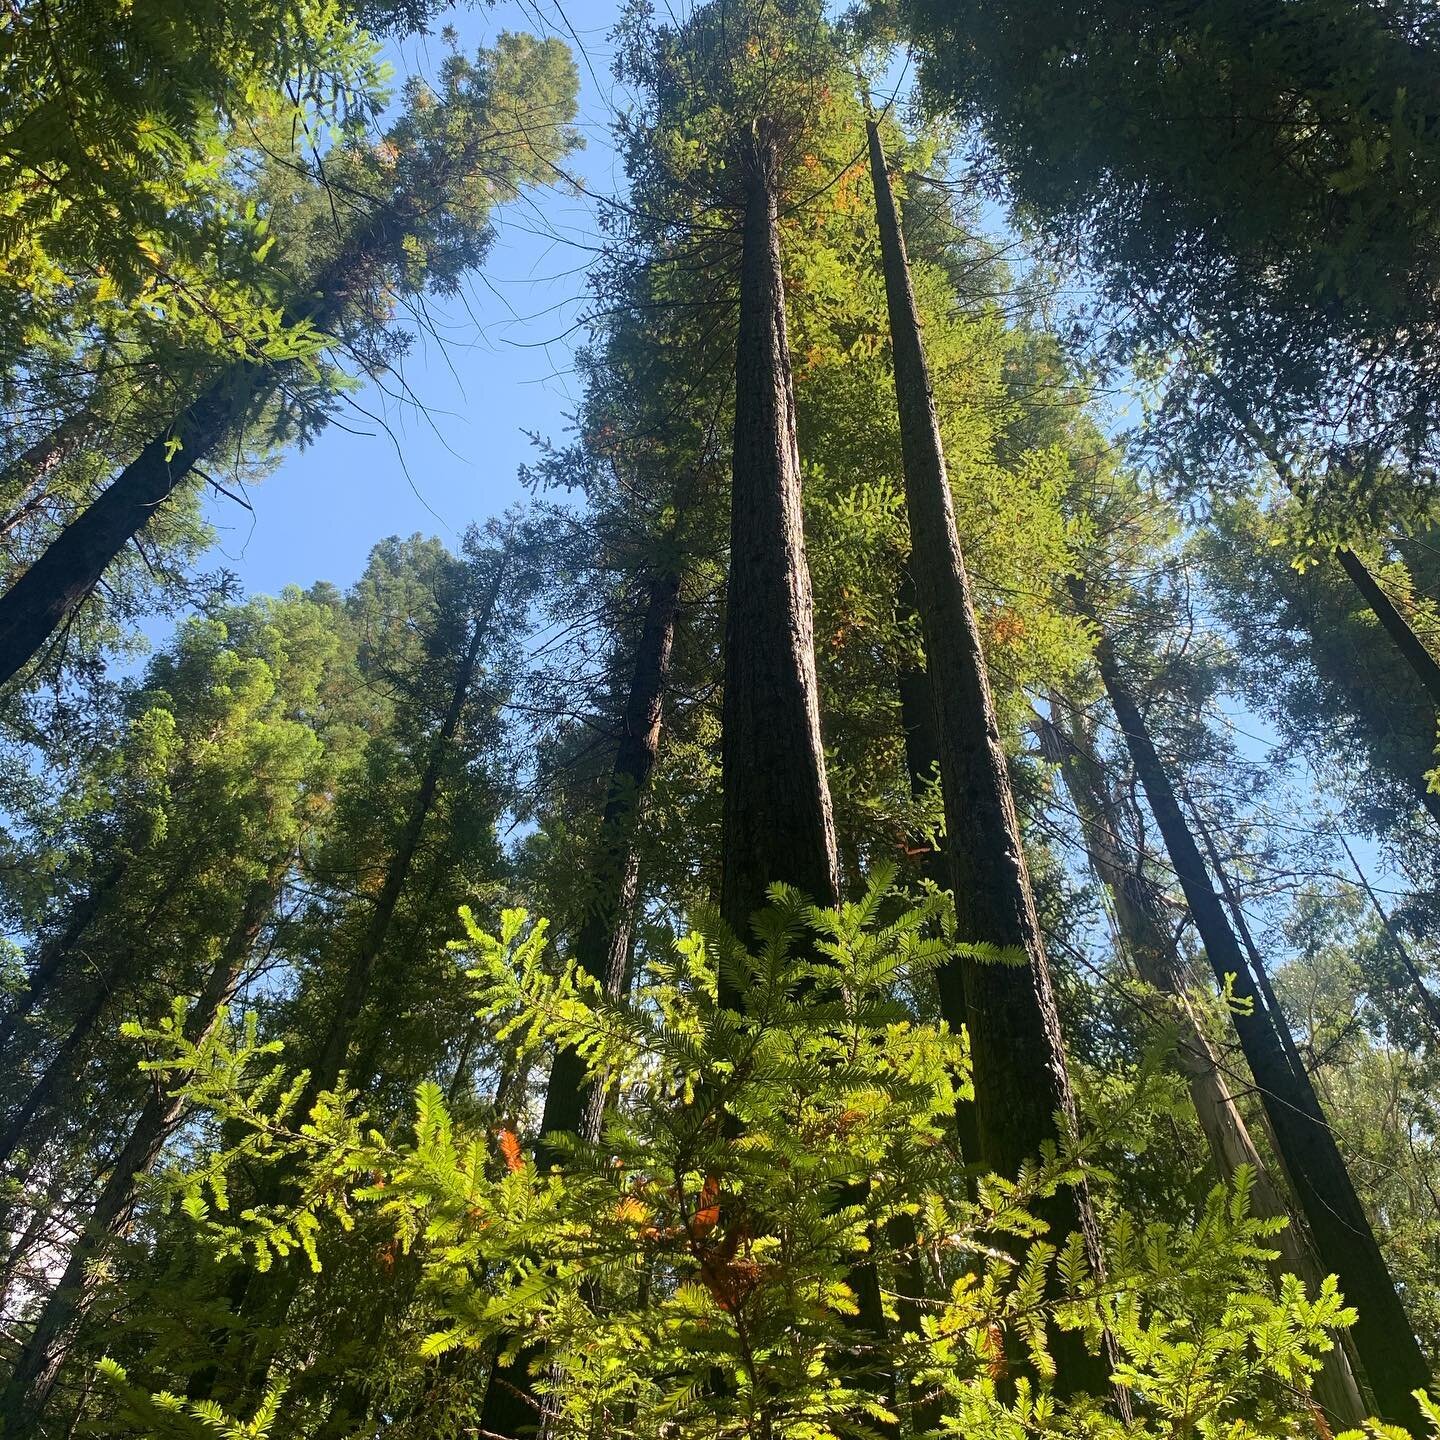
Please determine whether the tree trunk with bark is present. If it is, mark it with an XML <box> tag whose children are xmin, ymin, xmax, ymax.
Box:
<box><xmin>718</xmin><ymin>129</ymin><xmax>841</xmax><ymax>947</ymax></box>
<box><xmin>0</xmin><ymin>866</ymin><xmax>120</xmax><ymax>1061</ymax></box>
<box><xmin>0</xmin><ymin>215</ymin><xmax>399</xmax><ymax>690</ymax></box>
<box><xmin>1037</xmin><ymin>702</ymin><xmax>1367</xmax><ymax>1427</ymax></box>
<box><xmin>0</xmin><ymin>873</ymin><xmax>278</xmax><ymax>1433</ymax></box>
<box><xmin>1075</xmin><ymin>578</ymin><xmax>1433</xmax><ymax>1430</ymax></box>
<box><xmin>715</xmin><ymin>128</ymin><xmax>896</xmax><ymax>1435</ymax></box>
<box><xmin>867</xmin><ymin>119</ymin><xmax>1112</xmax><ymax>1399</ymax></box>
<box><xmin>0</xmin><ymin>383</ymin><xmax>233</xmax><ymax>687</ymax></box>
<box><xmin>309</xmin><ymin>562</ymin><xmax>504</xmax><ymax>1103</ymax></box>
<box><xmin>477</xmin><ymin>561</ymin><xmax>682</xmax><ymax>1440</ymax></box>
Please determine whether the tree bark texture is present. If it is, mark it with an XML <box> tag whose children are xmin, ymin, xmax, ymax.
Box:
<box><xmin>719</xmin><ymin>132</ymin><xmax>841</xmax><ymax>949</ymax></box>
<box><xmin>0</xmin><ymin>866</ymin><xmax>120</xmax><ymax>1062</ymax></box>
<box><xmin>1077</xmin><ymin>580</ymin><xmax>1433</xmax><ymax>1430</ymax></box>
<box><xmin>868</xmin><ymin>122</ymin><xmax>1119</xmax><ymax>1402</ymax></box>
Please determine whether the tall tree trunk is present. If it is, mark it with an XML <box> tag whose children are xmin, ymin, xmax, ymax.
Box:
<box><xmin>537</xmin><ymin>564</ymin><xmax>681</xmax><ymax>1159</ymax></box>
<box><xmin>0</xmin><ymin>382</ymin><xmax>234</xmax><ymax>687</ymax></box>
<box><xmin>0</xmin><ymin>407</ymin><xmax>100</xmax><ymax>523</ymax></box>
<box><xmin>309</xmin><ymin>561</ymin><xmax>505</xmax><ymax>1103</ymax></box>
<box><xmin>1038</xmin><ymin>703</ymin><xmax>1367</xmax><ymax>1427</ymax></box>
<box><xmin>0</xmin><ymin>873</ymin><xmax>278</xmax><ymax>1433</ymax></box>
<box><xmin>867</xmin><ymin>119</ymin><xmax>1112</xmax><ymax>1399</ymax></box>
<box><xmin>477</xmin><ymin>562</ymin><xmax>682</xmax><ymax>1440</ymax></box>
<box><xmin>894</xmin><ymin>575</ymin><xmax>978</xmax><ymax>1169</ymax></box>
<box><xmin>715</xmin><ymin>130</ymin><xmax>893</xmax><ymax>1435</ymax></box>
<box><xmin>718</xmin><ymin>129</ymin><xmax>841</xmax><ymax>945</ymax></box>
<box><xmin>1181</xmin><ymin>342</ymin><xmax>1440</xmax><ymax>822</ymax></box>
<box><xmin>0</xmin><ymin>215</ymin><xmax>395</xmax><ymax>690</ymax></box>
<box><xmin>0</xmin><ymin>986</ymin><xmax>112</xmax><ymax>1170</ymax></box>
<box><xmin>1335</xmin><ymin>830</ymin><xmax>1440</xmax><ymax>1046</ymax></box>
<box><xmin>1074</xmin><ymin>578</ymin><xmax>1433</xmax><ymax>1430</ymax></box>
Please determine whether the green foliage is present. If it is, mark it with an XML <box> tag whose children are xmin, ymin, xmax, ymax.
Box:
<box><xmin>119</xmin><ymin>879</ymin><xmax>1393</xmax><ymax>1437</ymax></box>
<box><xmin>899</xmin><ymin>0</ymin><xmax>1440</xmax><ymax>509</ymax></box>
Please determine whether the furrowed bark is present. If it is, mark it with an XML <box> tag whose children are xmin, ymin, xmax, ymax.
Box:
<box><xmin>716</xmin><ymin>129</ymin><xmax>894</xmax><ymax>1435</ymax></box>
<box><xmin>477</xmin><ymin>562</ymin><xmax>682</xmax><ymax>1440</ymax></box>
<box><xmin>894</xmin><ymin>574</ymin><xmax>980</xmax><ymax>1173</ymax></box>
<box><xmin>0</xmin><ymin>873</ymin><xmax>278</xmax><ymax>1433</ymax></box>
<box><xmin>718</xmin><ymin>130</ymin><xmax>841</xmax><ymax>946</ymax></box>
<box><xmin>868</xmin><ymin>118</ymin><xmax>1113</xmax><ymax>1400</ymax></box>
<box><xmin>1076</xmin><ymin>579</ymin><xmax>1433</xmax><ymax>1431</ymax></box>
<box><xmin>1038</xmin><ymin>703</ymin><xmax>1367</xmax><ymax>1427</ymax></box>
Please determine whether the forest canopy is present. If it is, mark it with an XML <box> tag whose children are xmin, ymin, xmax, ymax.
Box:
<box><xmin>1</xmin><ymin>0</ymin><xmax>1439</xmax><ymax>1437</ymax></box>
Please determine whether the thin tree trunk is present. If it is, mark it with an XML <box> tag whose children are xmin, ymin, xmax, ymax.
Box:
<box><xmin>1336</xmin><ymin>830</ymin><xmax>1440</xmax><ymax>1045</ymax></box>
<box><xmin>718</xmin><ymin>129</ymin><xmax>841</xmax><ymax>945</ymax></box>
<box><xmin>477</xmin><ymin>563</ymin><xmax>681</xmax><ymax>1440</ymax></box>
<box><xmin>1075</xmin><ymin>579</ymin><xmax>1432</xmax><ymax>1430</ymax></box>
<box><xmin>0</xmin><ymin>865</ymin><xmax>120</xmax><ymax>1061</ymax></box>
<box><xmin>1038</xmin><ymin>703</ymin><xmax>1367</xmax><ymax>1427</ymax></box>
<box><xmin>191</xmin><ymin>562</ymin><xmax>505</xmax><ymax>1410</ymax></box>
<box><xmin>868</xmin><ymin>119</ymin><xmax>1112</xmax><ymax>1400</ymax></box>
<box><xmin>0</xmin><ymin>873</ymin><xmax>277</xmax><ymax>1433</ymax></box>
<box><xmin>0</xmin><ymin>408</ymin><xmax>97</xmax><ymax>517</ymax></box>
<box><xmin>537</xmin><ymin>564</ymin><xmax>680</xmax><ymax>1159</ymax></box>
<box><xmin>1183</xmin><ymin>352</ymin><xmax>1440</xmax><ymax>823</ymax></box>
<box><xmin>0</xmin><ymin>986</ymin><xmax>112</xmax><ymax>1170</ymax></box>
<box><xmin>309</xmin><ymin>560</ymin><xmax>505</xmax><ymax>1103</ymax></box>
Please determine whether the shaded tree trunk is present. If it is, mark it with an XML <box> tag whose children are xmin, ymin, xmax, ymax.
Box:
<box><xmin>0</xmin><ymin>216</ymin><xmax>398</xmax><ymax>690</ymax></box>
<box><xmin>537</xmin><ymin>564</ymin><xmax>681</xmax><ymax>1159</ymax></box>
<box><xmin>0</xmin><ymin>873</ymin><xmax>278</xmax><ymax>1433</ymax></box>
<box><xmin>1075</xmin><ymin>578</ymin><xmax>1433</xmax><ymax>1430</ymax></box>
<box><xmin>1189</xmin><ymin>352</ymin><xmax>1440</xmax><ymax>824</ymax></box>
<box><xmin>868</xmin><ymin>118</ymin><xmax>1112</xmax><ymax>1400</ymax></box>
<box><xmin>477</xmin><ymin>561</ymin><xmax>682</xmax><ymax>1440</ymax></box>
<box><xmin>1038</xmin><ymin>702</ymin><xmax>1367</xmax><ymax>1427</ymax></box>
<box><xmin>309</xmin><ymin>560</ymin><xmax>505</xmax><ymax>1103</ymax></box>
<box><xmin>0</xmin><ymin>865</ymin><xmax>121</xmax><ymax>1062</ymax></box>
<box><xmin>715</xmin><ymin>129</ymin><xmax>893</xmax><ymax>1436</ymax></box>
<box><xmin>0</xmin><ymin>986</ymin><xmax>112</xmax><ymax>1170</ymax></box>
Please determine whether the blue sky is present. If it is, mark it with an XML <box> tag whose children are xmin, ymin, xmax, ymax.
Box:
<box><xmin>200</xmin><ymin>0</ymin><xmax>628</xmax><ymax>598</ymax></box>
